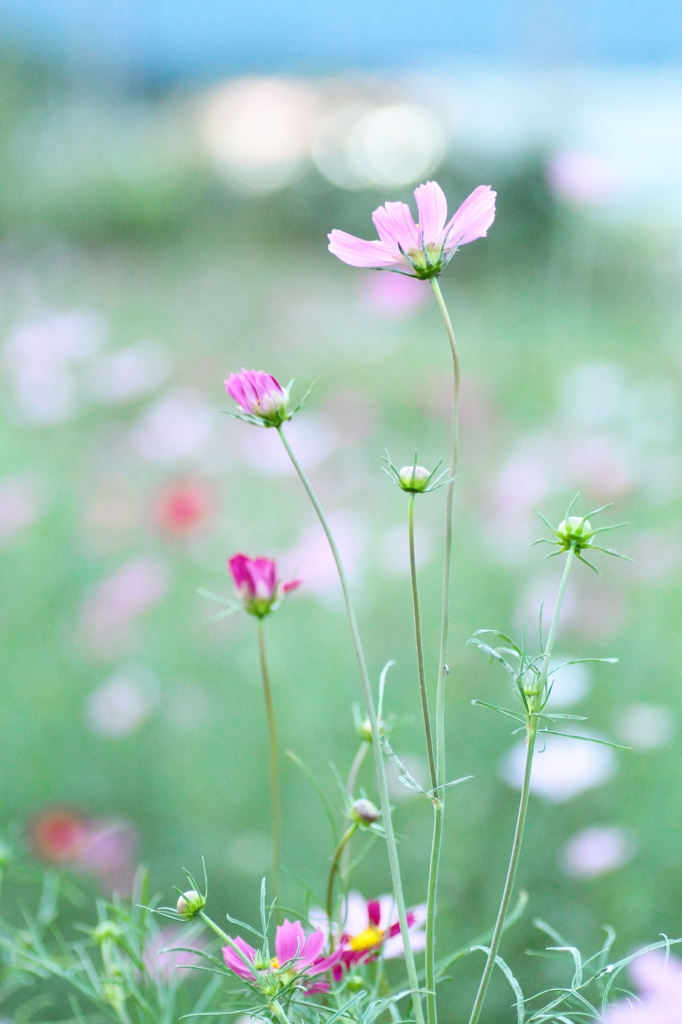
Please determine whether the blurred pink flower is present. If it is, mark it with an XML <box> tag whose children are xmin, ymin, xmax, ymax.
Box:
<box><xmin>561</xmin><ymin>826</ymin><xmax>636</xmax><ymax>878</ymax></box>
<box><xmin>604</xmin><ymin>949</ymin><xmax>682</xmax><ymax>1023</ymax></box>
<box><xmin>361</xmin><ymin>272</ymin><xmax>430</xmax><ymax>316</ymax></box>
<box><xmin>143</xmin><ymin>926</ymin><xmax>204</xmax><ymax>982</ymax></box>
<box><xmin>548</xmin><ymin>150</ymin><xmax>619</xmax><ymax>205</ymax></box>
<box><xmin>30</xmin><ymin>809</ymin><xmax>138</xmax><ymax>894</ymax></box>
<box><xmin>328</xmin><ymin>181</ymin><xmax>495</xmax><ymax>277</ymax></box>
<box><xmin>155</xmin><ymin>480</ymin><xmax>213</xmax><ymax>537</ymax></box>
<box><xmin>280</xmin><ymin>512</ymin><xmax>365</xmax><ymax>597</ymax></box>
<box><xmin>133</xmin><ymin>390</ymin><xmax>214</xmax><ymax>465</ymax></box>
<box><xmin>229</xmin><ymin>554</ymin><xmax>301</xmax><ymax>617</ymax></box>
<box><xmin>225</xmin><ymin>369</ymin><xmax>290</xmax><ymax>425</ymax></box>
<box><xmin>502</xmin><ymin>732</ymin><xmax>616</xmax><ymax>803</ymax></box>
<box><xmin>222</xmin><ymin>919</ymin><xmax>340</xmax><ymax>993</ymax></box>
<box><xmin>80</xmin><ymin>556</ymin><xmax>170</xmax><ymax>654</ymax></box>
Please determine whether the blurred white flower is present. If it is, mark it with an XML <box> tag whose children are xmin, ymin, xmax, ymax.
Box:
<box><xmin>80</xmin><ymin>556</ymin><xmax>170</xmax><ymax>654</ymax></box>
<box><xmin>87</xmin><ymin>341</ymin><xmax>171</xmax><ymax>404</ymax></box>
<box><xmin>4</xmin><ymin>311</ymin><xmax>105</xmax><ymax>423</ymax></box>
<box><xmin>133</xmin><ymin>389</ymin><xmax>215</xmax><ymax>464</ymax></box>
<box><xmin>501</xmin><ymin>732</ymin><xmax>616</xmax><ymax>802</ymax></box>
<box><xmin>548</xmin><ymin>150</ymin><xmax>620</xmax><ymax>204</ymax></box>
<box><xmin>378</xmin><ymin>523</ymin><xmax>436</xmax><ymax>577</ymax></box>
<box><xmin>0</xmin><ymin>473</ymin><xmax>43</xmax><ymax>541</ymax></box>
<box><xmin>561</xmin><ymin>825</ymin><xmax>636</xmax><ymax>878</ymax></box>
<box><xmin>545</xmin><ymin>658</ymin><xmax>592</xmax><ymax>708</ymax></box>
<box><xmin>614</xmin><ymin>703</ymin><xmax>675</xmax><ymax>750</ymax></box>
<box><xmin>239</xmin><ymin>413</ymin><xmax>336</xmax><ymax>476</ymax></box>
<box><xmin>85</xmin><ymin>666</ymin><xmax>159</xmax><ymax>738</ymax></box>
<box><xmin>280</xmin><ymin>511</ymin><xmax>366</xmax><ymax>596</ymax></box>
<box><xmin>200</xmin><ymin>78</ymin><xmax>321</xmax><ymax>192</ymax></box>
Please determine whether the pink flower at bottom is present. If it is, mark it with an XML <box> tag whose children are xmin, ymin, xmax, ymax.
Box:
<box><xmin>328</xmin><ymin>180</ymin><xmax>496</xmax><ymax>279</ymax></box>
<box><xmin>603</xmin><ymin>949</ymin><xmax>682</xmax><ymax>1023</ymax></box>
<box><xmin>222</xmin><ymin>919</ymin><xmax>341</xmax><ymax>994</ymax></box>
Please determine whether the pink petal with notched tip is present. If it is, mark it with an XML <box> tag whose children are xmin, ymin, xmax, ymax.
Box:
<box><xmin>372</xmin><ymin>201</ymin><xmax>420</xmax><ymax>252</ymax></box>
<box><xmin>299</xmin><ymin>929</ymin><xmax>326</xmax><ymax>968</ymax></box>
<box><xmin>304</xmin><ymin>948</ymin><xmax>343</xmax><ymax>977</ymax></box>
<box><xmin>327</xmin><ymin>230</ymin><xmax>400</xmax><ymax>268</ymax></box>
<box><xmin>442</xmin><ymin>185</ymin><xmax>496</xmax><ymax>247</ymax></box>
<box><xmin>275</xmin><ymin>919</ymin><xmax>307</xmax><ymax>966</ymax></box>
<box><xmin>414</xmin><ymin>181</ymin><xmax>448</xmax><ymax>246</ymax></box>
<box><xmin>367</xmin><ymin>900</ymin><xmax>381</xmax><ymax>927</ymax></box>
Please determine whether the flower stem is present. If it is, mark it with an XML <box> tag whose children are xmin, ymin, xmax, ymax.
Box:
<box><xmin>258</xmin><ymin>618</ymin><xmax>281</xmax><ymax>918</ymax></box>
<box><xmin>408</xmin><ymin>493</ymin><xmax>437</xmax><ymax>793</ymax></box>
<box><xmin>466</xmin><ymin>547</ymin><xmax>575</xmax><ymax>1024</ymax></box>
<box><xmin>425</xmin><ymin>276</ymin><xmax>461</xmax><ymax>1024</ymax></box>
<box><xmin>325</xmin><ymin>823</ymin><xmax>358</xmax><ymax>950</ymax></box>
<box><xmin>277</xmin><ymin>424</ymin><xmax>425</xmax><ymax>1024</ymax></box>
<box><xmin>268</xmin><ymin>999</ymin><xmax>292</xmax><ymax>1024</ymax></box>
<box><xmin>347</xmin><ymin>741</ymin><xmax>370</xmax><ymax>797</ymax></box>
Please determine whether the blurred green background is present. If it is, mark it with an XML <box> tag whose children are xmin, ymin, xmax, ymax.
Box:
<box><xmin>0</xmin><ymin>21</ymin><xmax>682</xmax><ymax>1021</ymax></box>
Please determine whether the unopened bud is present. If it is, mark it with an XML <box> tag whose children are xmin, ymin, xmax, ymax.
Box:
<box><xmin>398</xmin><ymin>465</ymin><xmax>431</xmax><ymax>493</ymax></box>
<box><xmin>352</xmin><ymin>798</ymin><xmax>380</xmax><ymax>826</ymax></box>
<box><xmin>357</xmin><ymin>717</ymin><xmax>386</xmax><ymax>743</ymax></box>
<box><xmin>556</xmin><ymin>516</ymin><xmax>594</xmax><ymax>552</ymax></box>
<box><xmin>94</xmin><ymin>921</ymin><xmax>123</xmax><ymax>944</ymax></box>
<box><xmin>176</xmin><ymin>889</ymin><xmax>206</xmax><ymax>919</ymax></box>
<box><xmin>346</xmin><ymin>975</ymin><xmax>366</xmax><ymax>992</ymax></box>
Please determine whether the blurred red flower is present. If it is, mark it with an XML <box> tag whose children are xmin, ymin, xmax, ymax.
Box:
<box><xmin>155</xmin><ymin>481</ymin><xmax>213</xmax><ymax>536</ymax></box>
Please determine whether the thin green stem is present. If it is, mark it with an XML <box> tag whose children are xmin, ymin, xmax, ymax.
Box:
<box><xmin>258</xmin><ymin>619</ymin><xmax>281</xmax><ymax>918</ymax></box>
<box><xmin>277</xmin><ymin>424</ymin><xmax>425</xmax><ymax>1024</ymax></box>
<box><xmin>426</xmin><ymin>276</ymin><xmax>461</xmax><ymax>1024</ymax></box>
<box><xmin>408</xmin><ymin>493</ymin><xmax>437</xmax><ymax>792</ymax></box>
<box><xmin>342</xmin><ymin>740</ymin><xmax>369</xmax><ymax>885</ymax></box>
<box><xmin>467</xmin><ymin>547</ymin><xmax>575</xmax><ymax>1024</ymax></box>
<box><xmin>199</xmin><ymin>911</ymin><xmax>260</xmax><ymax>981</ymax></box>
<box><xmin>268</xmin><ymin>999</ymin><xmax>292</xmax><ymax>1024</ymax></box>
<box><xmin>325</xmin><ymin>823</ymin><xmax>358</xmax><ymax>950</ymax></box>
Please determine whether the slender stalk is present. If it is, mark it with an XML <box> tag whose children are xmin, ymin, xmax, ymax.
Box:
<box><xmin>325</xmin><ymin>823</ymin><xmax>358</xmax><ymax>950</ymax></box>
<box><xmin>258</xmin><ymin>619</ymin><xmax>281</xmax><ymax>916</ymax></box>
<box><xmin>268</xmin><ymin>1000</ymin><xmax>292</xmax><ymax>1024</ymax></box>
<box><xmin>467</xmin><ymin>547</ymin><xmax>575</xmax><ymax>1024</ymax></box>
<box><xmin>425</xmin><ymin>276</ymin><xmax>461</xmax><ymax>1024</ymax></box>
<box><xmin>342</xmin><ymin>740</ymin><xmax>369</xmax><ymax>884</ymax></box>
<box><xmin>408</xmin><ymin>493</ymin><xmax>437</xmax><ymax>792</ymax></box>
<box><xmin>277</xmin><ymin>424</ymin><xmax>425</xmax><ymax>1024</ymax></box>
<box><xmin>347</xmin><ymin>741</ymin><xmax>370</xmax><ymax>797</ymax></box>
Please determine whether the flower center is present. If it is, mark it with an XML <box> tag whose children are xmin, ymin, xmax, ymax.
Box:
<box><xmin>270</xmin><ymin>957</ymin><xmax>279</xmax><ymax>969</ymax></box>
<box><xmin>349</xmin><ymin>926</ymin><xmax>384</xmax><ymax>951</ymax></box>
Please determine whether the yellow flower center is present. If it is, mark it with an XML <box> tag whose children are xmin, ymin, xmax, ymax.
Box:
<box><xmin>270</xmin><ymin>957</ymin><xmax>279</xmax><ymax>969</ymax></box>
<box><xmin>349</xmin><ymin>926</ymin><xmax>384</xmax><ymax>951</ymax></box>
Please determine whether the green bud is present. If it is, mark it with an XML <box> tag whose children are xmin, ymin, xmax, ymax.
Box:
<box><xmin>351</xmin><ymin>798</ymin><xmax>380</xmax><ymax>826</ymax></box>
<box><xmin>556</xmin><ymin>516</ymin><xmax>594</xmax><ymax>552</ymax></box>
<box><xmin>176</xmin><ymin>889</ymin><xmax>206</xmax><ymax>919</ymax></box>
<box><xmin>397</xmin><ymin>465</ymin><xmax>431</xmax><ymax>493</ymax></box>
<box><xmin>358</xmin><ymin>717</ymin><xmax>386</xmax><ymax>743</ymax></box>
<box><xmin>94</xmin><ymin>921</ymin><xmax>124</xmax><ymax>944</ymax></box>
<box><xmin>345</xmin><ymin>975</ymin><xmax>366</xmax><ymax>992</ymax></box>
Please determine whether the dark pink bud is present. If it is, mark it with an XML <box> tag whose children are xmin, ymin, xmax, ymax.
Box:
<box><xmin>224</xmin><ymin>369</ymin><xmax>290</xmax><ymax>425</ymax></box>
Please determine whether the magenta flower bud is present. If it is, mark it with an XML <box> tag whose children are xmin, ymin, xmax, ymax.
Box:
<box><xmin>176</xmin><ymin>889</ymin><xmax>206</xmax><ymax>919</ymax></box>
<box><xmin>224</xmin><ymin>369</ymin><xmax>290</xmax><ymax>426</ymax></box>
<box><xmin>229</xmin><ymin>554</ymin><xmax>302</xmax><ymax>618</ymax></box>
<box><xmin>328</xmin><ymin>180</ymin><xmax>496</xmax><ymax>280</ymax></box>
<box><xmin>398</xmin><ymin>465</ymin><xmax>431</xmax><ymax>493</ymax></box>
<box><xmin>351</xmin><ymin>798</ymin><xmax>380</xmax><ymax>826</ymax></box>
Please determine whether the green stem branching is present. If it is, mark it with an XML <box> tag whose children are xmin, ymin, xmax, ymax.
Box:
<box><xmin>466</xmin><ymin>546</ymin><xmax>576</xmax><ymax>1024</ymax></box>
<box><xmin>277</xmin><ymin>425</ymin><xmax>425</xmax><ymax>1024</ymax></box>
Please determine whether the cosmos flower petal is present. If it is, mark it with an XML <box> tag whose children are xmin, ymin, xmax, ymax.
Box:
<box><xmin>299</xmin><ymin>928</ymin><xmax>326</xmax><ymax>967</ymax></box>
<box><xmin>414</xmin><ymin>181</ymin><xmax>448</xmax><ymax>246</ymax></box>
<box><xmin>441</xmin><ymin>185</ymin><xmax>497</xmax><ymax>247</ymax></box>
<box><xmin>327</xmin><ymin>230</ymin><xmax>401</xmax><ymax>268</ymax></box>
<box><xmin>276</xmin><ymin>919</ymin><xmax>306</xmax><ymax>966</ymax></box>
<box><xmin>372</xmin><ymin>201</ymin><xmax>420</xmax><ymax>252</ymax></box>
<box><xmin>221</xmin><ymin>936</ymin><xmax>256</xmax><ymax>978</ymax></box>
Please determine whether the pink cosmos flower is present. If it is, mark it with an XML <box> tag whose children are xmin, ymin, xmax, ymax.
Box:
<box><xmin>328</xmin><ymin>181</ymin><xmax>496</xmax><ymax>279</ymax></box>
<box><xmin>229</xmin><ymin>553</ymin><xmax>301</xmax><ymax>618</ymax></box>
<box><xmin>603</xmin><ymin>948</ymin><xmax>682</xmax><ymax>1023</ymax></box>
<box><xmin>225</xmin><ymin>369</ymin><xmax>290</xmax><ymax>426</ymax></box>
<box><xmin>310</xmin><ymin>891</ymin><xmax>426</xmax><ymax>973</ymax></box>
<box><xmin>222</xmin><ymin>919</ymin><xmax>341</xmax><ymax>994</ymax></box>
